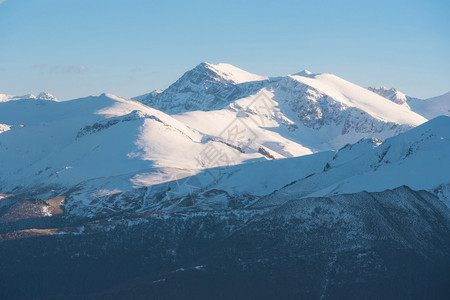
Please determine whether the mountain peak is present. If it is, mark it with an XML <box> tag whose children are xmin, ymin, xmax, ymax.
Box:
<box><xmin>132</xmin><ymin>62</ymin><xmax>270</xmax><ymax>113</ymax></box>
<box><xmin>367</xmin><ymin>86</ymin><xmax>408</xmax><ymax>106</ymax></box>
<box><xmin>292</xmin><ymin>69</ymin><xmax>314</xmax><ymax>77</ymax></box>
<box><xmin>36</xmin><ymin>92</ymin><xmax>58</xmax><ymax>101</ymax></box>
<box><xmin>200</xmin><ymin>62</ymin><xmax>268</xmax><ymax>84</ymax></box>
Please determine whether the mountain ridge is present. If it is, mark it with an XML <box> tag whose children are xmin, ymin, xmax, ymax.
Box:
<box><xmin>368</xmin><ymin>86</ymin><xmax>450</xmax><ymax>119</ymax></box>
<box><xmin>0</xmin><ymin>92</ymin><xmax>58</xmax><ymax>102</ymax></box>
<box><xmin>0</xmin><ymin>63</ymin><xmax>448</xmax><ymax>217</ymax></box>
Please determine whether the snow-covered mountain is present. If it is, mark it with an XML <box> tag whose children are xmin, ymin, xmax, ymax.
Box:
<box><xmin>0</xmin><ymin>93</ymin><xmax>266</xmax><ymax>195</ymax></box>
<box><xmin>255</xmin><ymin>116</ymin><xmax>450</xmax><ymax>208</ymax></box>
<box><xmin>1</xmin><ymin>63</ymin><xmax>449</xmax><ymax>298</ymax></box>
<box><xmin>0</xmin><ymin>63</ymin><xmax>447</xmax><ymax>219</ymax></box>
<box><xmin>136</xmin><ymin>63</ymin><xmax>426</xmax><ymax>153</ymax></box>
<box><xmin>367</xmin><ymin>86</ymin><xmax>410</xmax><ymax>107</ymax></box>
<box><xmin>133</xmin><ymin>62</ymin><xmax>269</xmax><ymax>113</ymax></box>
<box><xmin>0</xmin><ymin>91</ymin><xmax>316</xmax><ymax>217</ymax></box>
<box><xmin>1</xmin><ymin>91</ymin><xmax>447</xmax><ymax>218</ymax></box>
<box><xmin>77</xmin><ymin>115</ymin><xmax>450</xmax><ymax>216</ymax></box>
<box><xmin>368</xmin><ymin>86</ymin><xmax>450</xmax><ymax>119</ymax></box>
<box><xmin>0</xmin><ymin>93</ymin><xmax>58</xmax><ymax>134</ymax></box>
<box><xmin>0</xmin><ymin>92</ymin><xmax>58</xmax><ymax>102</ymax></box>
<box><xmin>408</xmin><ymin>92</ymin><xmax>450</xmax><ymax>119</ymax></box>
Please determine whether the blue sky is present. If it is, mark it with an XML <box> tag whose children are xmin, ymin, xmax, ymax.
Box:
<box><xmin>0</xmin><ymin>0</ymin><xmax>449</xmax><ymax>100</ymax></box>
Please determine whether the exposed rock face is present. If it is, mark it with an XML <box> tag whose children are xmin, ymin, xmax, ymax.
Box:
<box><xmin>368</xmin><ymin>86</ymin><xmax>409</xmax><ymax>106</ymax></box>
<box><xmin>273</xmin><ymin>78</ymin><xmax>410</xmax><ymax>134</ymax></box>
<box><xmin>137</xmin><ymin>63</ymin><xmax>268</xmax><ymax>113</ymax></box>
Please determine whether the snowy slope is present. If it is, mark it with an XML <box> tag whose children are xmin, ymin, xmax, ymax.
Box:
<box><xmin>63</xmin><ymin>116</ymin><xmax>449</xmax><ymax>216</ymax></box>
<box><xmin>367</xmin><ymin>86</ymin><xmax>409</xmax><ymax>107</ymax></box>
<box><xmin>409</xmin><ymin>92</ymin><xmax>450</xmax><ymax>119</ymax></box>
<box><xmin>268</xmin><ymin>74</ymin><xmax>425</xmax><ymax>150</ymax></box>
<box><xmin>255</xmin><ymin>116</ymin><xmax>450</xmax><ymax>208</ymax></box>
<box><xmin>0</xmin><ymin>93</ymin><xmax>274</xmax><ymax>198</ymax></box>
<box><xmin>205</xmin><ymin>63</ymin><xmax>269</xmax><ymax>83</ymax></box>
<box><xmin>290</xmin><ymin>73</ymin><xmax>425</xmax><ymax>126</ymax></box>
<box><xmin>1</xmin><ymin>91</ymin><xmax>326</xmax><ymax>217</ymax></box>
<box><xmin>0</xmin><ymin>92</ymin><xmax>320</xmax><ymax>215</ymax></box>
<box><xmin>46</xmin><ymin>114</ymin><xmax>450</xmax><ymax>217</ymax></box>
<box><xmin>368</xmin><ymin>87</ymin><xmax>450</xmax><ymax>119</ymax></box>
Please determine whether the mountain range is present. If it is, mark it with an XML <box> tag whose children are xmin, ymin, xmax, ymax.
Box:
<box><xmin>0</xmin><ymin>63</ymin><xmax>449</xmax><ymax>298</ymax></box>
